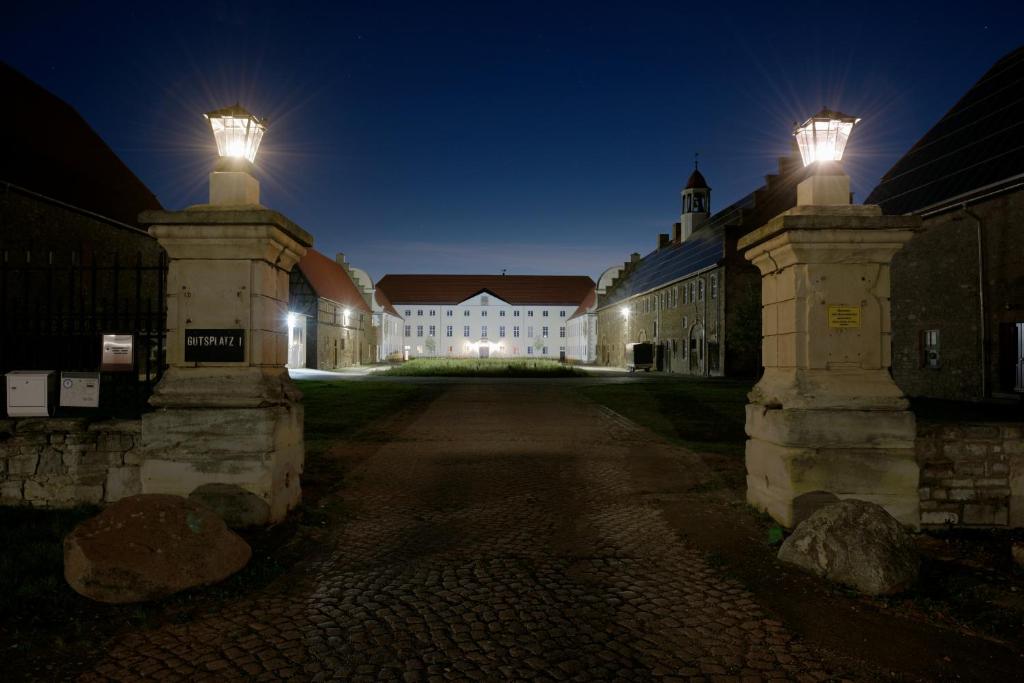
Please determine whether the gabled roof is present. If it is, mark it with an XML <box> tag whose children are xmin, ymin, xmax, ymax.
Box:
<box><xmin>374</xmin><ymin>288</ymin><xmax>402</xmax><ymax>319</ymax></box>
<box><xmin>865</xmin><ymin>46</ymin><xmax>1024</xmax><ymax>214</ymax></box>
<box><xmin>375</xmin><ymin>275</ymin><xmax>595</xmax><ymax>306</ymax></box>
<box><xmin>0</xmin><ymin>61</ymin><xmax>162</xmax><ymax>226</ymax></box>
<box><xmin>685</xmin><ymin>168</ymin><xmax>710</xmax><ymax>190</ymax></box>
<box><xmin>297</xmin><ymin>249</ymin><xmax>372</xmax><ymax>314</ymax></box>
<box><xmin>567</xmin><ymin>288</ymin><xmax>596</xmax><ymax>321</ymax></box>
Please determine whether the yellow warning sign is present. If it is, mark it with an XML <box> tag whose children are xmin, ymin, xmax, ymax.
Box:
<box><xmin>828</xmin><ymin>305</ymin><xmax>861</xmax><ymax>329</ymax></box>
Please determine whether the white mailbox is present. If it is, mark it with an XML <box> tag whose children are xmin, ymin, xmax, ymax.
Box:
<box><xmin>5</xmin><ymin>371</ymin><xmax>57</xmax><ymax>417</ymax></box>
<box><xmin>60</xmin><ymin>372</ymin><xmax>101</xmax><ymax>408</ymax></box>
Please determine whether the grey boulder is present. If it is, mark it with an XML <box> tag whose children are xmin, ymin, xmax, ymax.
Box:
<box><xmin>64</xmin><ymin>494</ymin><xmax>251</xmax><ymax>603</ymax></box>
<box><xmin>778</xmin><ymin>498</ymin><xmax>919</xmax><ymax>595</ymax></box>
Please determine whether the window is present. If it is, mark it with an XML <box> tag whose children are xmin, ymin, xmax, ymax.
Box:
<box><xmin>528</xmin><ymin>310</ymin><xmax>535</xmax><ymax>317</ymax></box>
<box><xmin>416</xmin><ymin>325</ymin><xmax>423</xmax><ymax>337</ymax></box>
<box><xmin>513</xmin><ymin>310</ymin><xmax>521</xmax><ymax>317</ymax></box>
<box><xmin>463</xmin><ymin>325</ymin><xmax>470</xmax><ymax>337</ymax></box>
<box><xmin>464</xmin><ymin>309</ymin><xmax>470</xmax><ymax>317</ymax></box>
<box><xmin>429</xmin><ymin>309</ymin><xmax>436</xmax><ymax>316</ymax></box>
<box><xmin>559</xmin><ymin>327</ymin><xmax>565</xmax><ymax>338</ymax></box>
<box><xmin>446</xmin><ymin>309</ymin><xmax>453</xmax><ymax>317</ymax></box>
<box><xmin>653</xmin><ymin>321</ymin><xmax>658</xmax><ymax>338</ymax></box>
<box><xmin>481</xmin><ymin>310</ymin><xmax>488</xmax><ymax>317</ymax></box>
<box><xmin>542</xmin><ymin>326</ymin><xmax>548</xmax><ymax>338</ymax></box>
<box><xmin>698</xmin><ymin>279</ymin><xmax>704</xmax><ymax>301</ymax></box>
<box><xmin>688</xmin><ymin>282</ymin><xmax>694</xmax><ymax>302</ymax></box>
<box><xmin>481</xmin><ymin>296</ymin><xmax>489</xmax><ymax>306</ymax></box>
<box><xmin>513</xmin><ymin>326</ymin><xmax>520</xmax><ymax>338</ymax></box>
<box><xmin>923</xmin><ymin>329</ymin><xmax>941</xmax><ymax>369</ymax></box>
<box><xmin>710</xmin><ymin>274</ymin><xmax>718</xmax><ymax>299</ymax></box>
<box><xmin>405</xmin><ymin>310</ymin><xmax>411</xmax><ymax>316</ymax></box>
<box><xmin>528</xmin><ymin>326</ymin><xmax>534</xmax><ymax>338</ymax></box>
<box><xmin>417</xmin><ymin>309</ymin><xmax>423</xmax><ymax>316</ymax></box>
<box><xmin>404</xmin><ymin>325</ymin><xmax>411</xmax><ymax>337</ymax></box>
<box><xmin>560</xmin><ymin>310</ymin><xmax>566</xmax><ymax>317</ymax></box>
<box><xmin>499</xmin><ymin>310</ymin><xmax>506</xmax><ymax>317</ymax></box>
<box><xmin>429</xmin><ymin>325</ymin><xmax>436</xmax><ymax>336</ymax></box>
<box><xmin>481</xmin><ymin>325</ymin><xmax>488</xmax><ymax>338</ymax></box>
<box><xmin>527</xmin><ymin>346</ymin><xmax>534</xmax><ymax>355</ymax></box>
<box><xmin>542</xmin><ymin>346</ymin><xmax>548</xmax><ymax>355</ymax></box>
<box><xmin>543</xmin><ymin>310</ymin><xmax>549</xmax><ymax>317</ymax></box>
<box><xmin>446</xmin><ymin>325</ymin><xmax>453</xmax><ymax>337</ymax></box>
<box><xmin>499</xmin><ymin>326</ymin><xmax>506</xmax><ymax>337</ymax></box>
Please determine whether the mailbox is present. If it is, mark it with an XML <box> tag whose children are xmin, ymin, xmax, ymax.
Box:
<box><xmin>60</xmin><ymin>372</ymin><xmax>101</xmax><ymax>408</ymax></box>
<box><xmin>6</xmin><ymin>371</ymin><xmax>57</xmax><ymax>417</ymax></box>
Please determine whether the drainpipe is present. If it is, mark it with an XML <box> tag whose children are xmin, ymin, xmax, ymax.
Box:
<box><xmin>961</xmin><ymin>205</ymin><xmax>987</xmax><ymax>398</ymax></box>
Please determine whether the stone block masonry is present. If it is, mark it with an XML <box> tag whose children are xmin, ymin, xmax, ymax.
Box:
<box><xmin>0</xmin><ymin>418</ymin><xmax>141</xmax><ymax>508</ymax></box>
<box><xmin>916</xmin><ymin>422</ymin><xmax>1024</xmax><ymax>527</ymax></box>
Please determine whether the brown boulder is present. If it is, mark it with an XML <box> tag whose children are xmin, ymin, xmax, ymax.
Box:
<box><xmin>64</xmin><ymin>494</ymin><xmax>251</xmax><ymax>603</ymax></box>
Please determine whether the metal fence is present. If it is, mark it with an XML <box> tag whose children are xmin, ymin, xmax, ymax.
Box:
<box><xmin>0</xmin><ymin>248</ymin><xmax>167</xmax><ymax>418</ymax></box>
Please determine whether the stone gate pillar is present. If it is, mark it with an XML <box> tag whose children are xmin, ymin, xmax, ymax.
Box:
<box><xmin>738</xmin><ymin>179</ymin><xmax>921</xmax><ymax>528</ymax></box>
<box><xmin>138</xmin><ymin>167</ymin><xmax>312</xmax><ymax>524</ymax></box>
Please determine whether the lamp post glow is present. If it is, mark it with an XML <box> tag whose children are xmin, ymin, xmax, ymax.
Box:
<box><xmin>204</xmin><ymin>104</ymin><xmax>266</xmax><ymax>205</ymax></box>
<box><xmin>204</xmin><ymin>104</ymin><xmax>267</xmax><ymax>164</ymax></box>
<box><xmin>793</xmin><ymin>108</ymin><xmax>860</xmax><ymax>167</ymax></box>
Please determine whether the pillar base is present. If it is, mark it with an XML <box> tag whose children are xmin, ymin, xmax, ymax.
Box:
<box><xmin>745</xmin><ymin>405</ymin><xmax>919</xmax><ymax>529</ymax></box>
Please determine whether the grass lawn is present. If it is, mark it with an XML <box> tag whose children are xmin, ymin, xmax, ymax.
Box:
<box><xmin>577</xmin><ymin>377</ymin><xmax>752</xmax><ymax>456</ymax></box>
<box><xmin>381</xmin><ymin>357</ymin><xmax>586</xmax><ymax>377</ymax></box>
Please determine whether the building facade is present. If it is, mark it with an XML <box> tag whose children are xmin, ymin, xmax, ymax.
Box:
<box><xmin>375</xmin><ymin>275</ymin><xmax>595</xmax><ymax>359</ymax></box>
<box><xmin>288</xmin><ymin>250</ymin><xmax>373</xmax><ymax>369</ymax></box>
<box><xmin>373</xmin><ymin>288</ymin><xmax>405</xmax><ymax>362</ymax></box>
<box><xmin>866</xmin><ymin>46</ymin><xmax>1024</xmax><ymax>400</ymax></box>
<box><xmin>597</xmin><ymin>157</ymin><xmax>809</xmax><ymax>376</ymax></box>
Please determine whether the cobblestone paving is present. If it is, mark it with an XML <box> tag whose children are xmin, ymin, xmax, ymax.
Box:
<box><xmin>80</xmin><ymin>384</ymin><xmax>849</xmax><ymax>681</ymax></box>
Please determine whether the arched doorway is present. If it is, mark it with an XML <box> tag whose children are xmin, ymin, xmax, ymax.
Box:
<box><xmin>688</xmin><ymin>323</ymin><xmax>704</xmax><ymax>375</ymax></box>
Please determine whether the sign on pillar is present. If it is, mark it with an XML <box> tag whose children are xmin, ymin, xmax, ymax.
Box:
<box><xmin>739</xmin><ymin>202</ymin><xmax>921</xmax><ymax>529</ymax></box>
<box><xmin>138</xmin><ymin>138</ymin><xmax>314</xmax><ymax>525</ymax></box>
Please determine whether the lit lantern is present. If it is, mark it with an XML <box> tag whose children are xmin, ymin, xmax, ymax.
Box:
<box><xmin>204</xmin><ymin>104</ymin><xmax>267</xmax><ymax>163</ymax></box>
<box><xmin>793</xmin><ymin>108</ymin><xmax>860</xmax><ymax>167</ymax></box>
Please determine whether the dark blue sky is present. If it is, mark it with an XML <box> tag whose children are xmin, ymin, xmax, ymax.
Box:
<box><xmin>4</xmin><ymin>2</ymin><xmax>1020</xmax><ymax>281</ymax></box>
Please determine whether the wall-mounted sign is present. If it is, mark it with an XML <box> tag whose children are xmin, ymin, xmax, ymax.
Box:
<box><xmin>60</xmin><ymin>372</ymin><xmax>100</xmax><ymax>408</ymax></box>
<box><xmin>184</xmin><ymin>329</ymin><xmax>246</xmax><ymax>362</ymax></box>
<box><xmin>101</xmin><ymin>334</ymin><xmax>134</xmax><ymax>371</ymax></box>
<box><xmin>827</xmin><ymin>305</ymin><xmax>861</xmax><ymax>329</ymax></box>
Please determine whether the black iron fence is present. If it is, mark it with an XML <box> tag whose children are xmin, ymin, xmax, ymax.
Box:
<box><xmin>0</xmin><ymin>248</ymin><xmax>167</xmax><ymax>418</ymax></box>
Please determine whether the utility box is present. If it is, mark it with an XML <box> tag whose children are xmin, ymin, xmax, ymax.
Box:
<box><xmin>60</xmin><ymin>372</ymin><xmax>101</xmax><ymax>408</ymax></box>
<box><xmin>5</xmin><ymin>371</ymin><xmax>57</xmax><ymax>417</ymax></box>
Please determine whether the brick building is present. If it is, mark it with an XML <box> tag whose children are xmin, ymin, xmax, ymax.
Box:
<box><xmin>597</xmin><ymin>156</ymin><xmax>811</xmax><ymax>376</ymax></box>
<box><xmin>287</xmin><ymin>250</ymin><xmax>374</xmax><ymax>369</ymax></box>
<box><xmin>867</xmin><ymin>46</ymin><xmax>1024</xmax><ymax>401</ymax></box>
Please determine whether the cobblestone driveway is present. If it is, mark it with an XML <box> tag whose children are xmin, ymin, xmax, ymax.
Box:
<box><xmin>82</xmin><ymin>383</ymin><xmax>846</xmax><ymax>682</ymax></box>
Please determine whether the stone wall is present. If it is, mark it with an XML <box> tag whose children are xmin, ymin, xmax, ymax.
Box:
<box><xmin>917</xmin><ymin>422</ymin><xmax>1024</xmax><ymax>527</ymax></box>
<box><xmin>0</xmin><ymin>417</ymin><xmax>141</xmax><ymax>508</ymax></box>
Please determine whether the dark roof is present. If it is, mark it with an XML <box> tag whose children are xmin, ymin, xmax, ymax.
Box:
<box><xmin>685</xmin><ymin>168</ymin><xmax>710</xmax><ymax>190</ymax></box>
<box><xmin>374</xmin><ymin>288</ymin><xmax>403</xmax><ymax>319</ymax></box>
<box><xmin>567</xmin><ymin>288</ymin><xmax>597</xmax><ymax>321</ymax></box>
<box><xmin>297</xmin><ymin>249</ymin><xmax>372</xmax><ymax>314</ymax></box>
<box><xmin>865</xmin><ymin>46</ymin><xmax>1024</xmax><ymax>214</ymax></box>
<box><xmin>0</xmin><ymin>62</ymin><xmax>162</xmax><ymax>226</ymax></box>
<box><xmin>376</xmin><ymin>275</ymin><xmax>595</xmax><ymax>306</ymax></box>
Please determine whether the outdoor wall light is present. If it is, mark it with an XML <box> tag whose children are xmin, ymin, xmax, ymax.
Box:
<box><xmin>204</xmin><ymin>104</ymin><xmax>267</xmax><ymax>164</ymax></box>
<box><xmin>287</xmin><ymin>312</ymin><xmax>298</xmax><ymax>327</ymax></box>
<box><xmin>620</xmin><ymin>306</ymin><xmax>630</xmax><ymax>318</ymax></box>
<box><xmin>793</xmin><ymin>108</ymin><xmax>860</xmax><ymax>167</ymax></box>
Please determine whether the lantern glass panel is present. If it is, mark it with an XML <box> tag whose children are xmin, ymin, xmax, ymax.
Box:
<box><xmin>206</xmin><ymin>110</ymin><xmax>266</xmax><ymax>163</ymax></box>
<box><xmin>794</xmin><ymin>112</ymin><xmax>858</xmax><ymax>166</ymax></box>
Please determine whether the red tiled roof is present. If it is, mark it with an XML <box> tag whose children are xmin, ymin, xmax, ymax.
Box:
<box><xmin>297</xmin><ymin>249</ymin><xmax>372</xmax><ymax>314</ymax></box>
<box><xmin>567</xmin><ymin>288</ymin><xmax>596</xmax><ymax>321</ymax></box>
<box><xmin>374</xmin><ymin>288</ymin><xmax>403</xmax><ymax>319</ymax></box>
<box><xmin>376</xmin><ymin>275</ymin><xmax>596</xmax><ymax>306</ymax></box>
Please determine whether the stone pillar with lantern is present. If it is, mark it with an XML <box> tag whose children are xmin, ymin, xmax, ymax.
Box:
<box><xmin>739</xmin><ymin>109</ymin><xmax>922</xmax><ymax>529</ymax></box>
<box><xmin>138</xmin><ymin>106</ymin><xmax>313</xmax><ymax>525</ymax></box>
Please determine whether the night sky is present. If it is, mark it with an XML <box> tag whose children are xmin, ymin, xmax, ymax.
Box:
<box><xmin>3</xmin><ymin>2</ymin><xmax>1020</xmax><ymax>281</ymax></box>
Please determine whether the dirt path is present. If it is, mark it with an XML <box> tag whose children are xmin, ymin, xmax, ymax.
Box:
<box><xmin>68</xmin><ymin>382</ymin><xmax>1018</xmax><ymax>681</ymax></box>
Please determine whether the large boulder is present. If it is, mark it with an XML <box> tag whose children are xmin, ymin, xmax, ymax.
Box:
<box><xmin>64</xmin><ymin>494</ymin><xmax>251</xmax><ymax>603</ymax></box>
<box><xmin>778</xmin><ymin>498</ymin><xmax>919</xmax><ymax>595</ymax></box>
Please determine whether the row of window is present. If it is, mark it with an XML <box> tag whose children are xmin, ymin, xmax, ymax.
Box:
<box><xmin>638</xmin><ymin>274</ymin><xmax>718</xmax><ymax>314</ymax></box>
<box><xmin>403</xmin><ymin>308</ymin><xmax>568</xmax><ymax>318</ymax></box>
<box><xmin>404</xmin><ymin>325</ymin><xmax>565</xmax><ymax>339</ymax></box>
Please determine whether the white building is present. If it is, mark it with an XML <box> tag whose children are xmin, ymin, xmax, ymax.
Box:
<box><xmin>375</xmin><ymin>275</ymin><xmax>595</xmax><ymax>360</ymax></box>
<box><xmin>373</xmin><ymin>288</ymin><xmax>405</xmax><ymax>361</ymax></box>
<box><xmin>565</xmin><ymin>265</ymin><xmax>622</xmax><ymax>364</ymax></box>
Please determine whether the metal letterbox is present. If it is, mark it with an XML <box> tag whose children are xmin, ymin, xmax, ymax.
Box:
<box><xmin>5</xmin><ymin>371</ymin><xmax>57</xmax><ymax>417</ymax></box>
<box><xmin>60</xmin><ymin>372</ymin><xmax>101</xmax><ymax>408</ymax></box>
